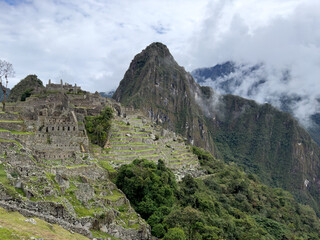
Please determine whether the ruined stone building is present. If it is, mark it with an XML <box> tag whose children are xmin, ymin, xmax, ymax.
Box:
<box><xmin>1</xmin><ymin>81</ymin><xmax>114</xmax><ymax>162</ymax></box>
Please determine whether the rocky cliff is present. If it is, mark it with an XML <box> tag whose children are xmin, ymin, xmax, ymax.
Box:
<box><xmin>113</xmin><ymin>42</ymin><xmax>214</xmax><ymax>152</ymax></box>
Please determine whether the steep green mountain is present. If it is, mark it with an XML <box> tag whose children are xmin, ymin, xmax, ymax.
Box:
<box><xmin>209</xmin><ymin>95</ymin><xmax>320</xmax><ymax>213</ymax></box>
<box><xmin>113</xmin><ymin>42</ymin><xmax>320</xmax><ymax>215</ymax></box>
<box><xmin>8</xmin><ymin>74</ymin><xmax>44</xmax><ymax>102</ymax></box>
<box><xmin>191</xmin><ymin>62</ymin><xmax>320</xmax><ymax>147</ymax></box>
<box><xmin>113</xmin><ymin>42</ymin><xmax>215</xmax><ymax>152</ymax></box>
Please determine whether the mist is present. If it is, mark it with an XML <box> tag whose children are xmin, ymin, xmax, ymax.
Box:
<box><xmin>189</xmin><ymin>0</ymin><xmax>320</xmax><ymax>128</ymax></box>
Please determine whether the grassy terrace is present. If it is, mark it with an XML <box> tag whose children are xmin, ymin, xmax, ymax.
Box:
<box><xmin>0</xmin><ymin>128</ymin><xmax>34</xmax><ymax>135</ymax></box>
<box><xmin>0</xmin><ymin>163</ymin><xmax>19</xmax><ymax>197</ymax></box>
<box><xmin>112</xmin><ymin>143</ymin><xmax>150</xmax><ymax>146</ymax></box>
<box><xmin>0</xmin><ymin>120</ymin><xmax>24</xmax><ymax>123</ymax></box>
<box><xmin>0</xmin><ymin>207</ymin><xmax>90</xmax><ymax>240</ymax></box>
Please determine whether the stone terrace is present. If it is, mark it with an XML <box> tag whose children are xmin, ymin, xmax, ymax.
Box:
<box><xmin>95</xmin><ymin>113</ymin><xmax>202</xmax><ymax>180</ymax></box>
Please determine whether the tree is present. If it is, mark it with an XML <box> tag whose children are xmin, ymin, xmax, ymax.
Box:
<box><xmin>85</xmin><ymin>106</ymin><xmax>113</xmax><ymax>147</ymax></box>
<box><xmin>163</xmin><ymin>228</ymin><xmax>186</xmax><ymax>240</ymax></box>
<box><xmin>0</xmin><ymin>60</ymin><xmax>15</xmax><ymax>111</ymax></box>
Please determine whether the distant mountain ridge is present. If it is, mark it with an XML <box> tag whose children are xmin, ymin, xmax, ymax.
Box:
<box><xmin>191</xmin><ymin>62</ymin><xmax>320</xmax><ymax>146</ymax></box>
<box><xmin>99</xmin><ymin>90</ymin><xmax>115</xmax><ymax>98</ymax></box>
<box><xmin>113</xmin><ymin>42</ymin><xmax>320</xmax><ymax>215</ymax></box>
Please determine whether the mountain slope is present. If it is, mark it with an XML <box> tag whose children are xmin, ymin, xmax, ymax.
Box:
<box><xmin>113</xmin><ymin>42</ymin><xmax>214</xmax><ymax>152</ymax></box>
<box><xmin>8</xmin><ymin>74</ymin><xmax>44</xmax><ymax>102</ymax></box>
<box><xmin>191</xmin><ymin>62</ymin><xmax>320</xmax><ymax>147</ymax></box>
<box><xmin>0</xmin><ymin>207</ymin><xmax>90</xmax><ymax>240</ymax></box>
<box><xmin>113</xmin><ymin>42</ymin><xmax>320</xmax><ymax>215</ymax></box>
<box><xmin>116</xmin><ymin>150</ymin><xmax>320</xmax><ymax>239</ymax></box>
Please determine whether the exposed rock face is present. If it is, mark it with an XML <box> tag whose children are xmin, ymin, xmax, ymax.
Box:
<box><xmin>113</xmin><ymin>42</ymin><xmax>214</xmax><ymax>152</ymax></box>
<box><xmin>113</xmin><ymin>42</ymin><xmax>320</xmax><ymax>215</ymax></box>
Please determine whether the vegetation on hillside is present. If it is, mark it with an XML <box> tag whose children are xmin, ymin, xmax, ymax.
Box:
<box><xmin>116</xmin><ymin>159</ymin><xmax>176</xmax><ymax>237</ymax></box>
<box><xmin>8</xmin><ymin>74</ymin><xmax>44</xmax><ymax>102</ymax></box>
<box><xmin>116</xmin><ymin>147</ymin><xmax>320</xmax><ymax>239</ymax></box>
<box><xmin>207</xmin><ymin>95</ymin><xmax>320</xmax><ymax>215</ymax></box>
<box><xmin>113</xmin><ymin>42</ymin><xmax>320</xmax><ymax>217</ymax></box>
<box><xmin>85</xmin><ymin>106</ymin><xmax>113</xmax><ymax>147</ymax></box>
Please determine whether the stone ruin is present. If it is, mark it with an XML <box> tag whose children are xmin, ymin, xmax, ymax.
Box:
<box><xmin>0</xmin><ymin>80</ymin><xmax>111</xmax><ymax>162</ymax></box>
<box><xmin>46</xmin><ymin>79</ymin><xmax>81</xmax><ymax>94</ymax></box>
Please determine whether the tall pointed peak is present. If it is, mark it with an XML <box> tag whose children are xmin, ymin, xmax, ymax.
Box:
<box><xmin>129</xmin><ymin>42</ymin><xmax>176</xmax><ymax>69</ymax></box>
<box><xmin>143</xmin><ymin>42</ymin><xmax>171</xmax><ymax>57</ymax></box>
<box><xmin>113</xmin><ymin>42</ymin><xmax>188</xmax><ymax>105</ymax></box>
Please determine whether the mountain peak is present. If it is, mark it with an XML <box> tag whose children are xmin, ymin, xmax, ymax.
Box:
<box><xmin>129</xmin><ymin>42</ymin><xmax>175</xmax><ymax>70</ymax></box>
<box><xmin>113</xmin><ymin>42</ymin><xmax>184</xmax><ymax>105</ymax></box>
<box><xmin>143</xmin><ymin>42</ymin><xmax>171</xmax><ymax>57</ymax></box>
<box><xmin>113</xmin><ymin>43</ymin><xmax>213</xmax><ymax>150</ymax></box>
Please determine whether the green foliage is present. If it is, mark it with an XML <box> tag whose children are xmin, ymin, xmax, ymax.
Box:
<box><xmin>8</xmin><ymin>74</ymin><xmax>44</xmax><ymax>102</ymax></box>
<box><xmin>85</xmin><ymin>106</ymin><xmax>113</xmax><ymax>147</ymax></box>
<box><xmin>163</xmin><ymin>228</ymin><xmax>186</xmax><ymax>240</ymax></box>
<box><xmin>116</xmin><ymin>149</ymin><xmax>320</xmax><ymax>239</ymax></box>
<box><xmin>206</xmin><ymin>95</ymin><xmax>320</xmax><ymax>215</ymax></box>
<box><xmin>20</xmin><ymin>88</ymin><xmax>32</xmax><ymax>101</ymax></box>
<box><xmin>192</xmin><ymin>146</ymin><xmax>223</xmax><ymax>174</ymax></box>
<box><xmin>116</xmin><ymin>159</ymin><xmax>176</xmax><ymax>237</ymax></box>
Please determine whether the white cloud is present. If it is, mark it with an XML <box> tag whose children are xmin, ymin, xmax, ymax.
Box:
<box><xmin>0</xmin><ymin>0</ymin><xmax>209</xmax><ymax>91</ymax></box>
<box><xmin>0</xmin><ymin>0</ymin><xmax>319</xmax><ymax>128</ymax></box>
<box><xmin>189</xmin><ymin>0</ymin><xmax>320</xmax><ymax>125</ymax></box>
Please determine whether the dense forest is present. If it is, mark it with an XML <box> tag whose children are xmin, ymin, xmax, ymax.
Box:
<box><xmin>116</xmin><ymin>147</ymin><xmax>320</xmax><ymax>239</ymax></box>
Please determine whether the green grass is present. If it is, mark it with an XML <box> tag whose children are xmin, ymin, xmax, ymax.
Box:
<box><xmin>114</xmin><ymin>121</ymin><xmax>125</xmax><ymax>124</ymax></box>
<box><xmin>135</xmin><ymin>148</ymin><xmax>157</xmax><ymax>153</ymax></box>
<box><xmin>0</xmin><ymin>128</ymin><xmax>34</xmax><ymax>135</ymax></box>
<box><xmin>101</xmin><ymin>153</ymin><xmax>116</xmax><ymax>156</ymax></box>
<box><xmin>112</xmin><ymin>144</ymin><xmax>149</xmax><ymax>147</ymax></box>
<box><xmin>173</xmin><ymin>152</ymin><xmax>191</xmax><ymax>158</ymax></box>
<box><xmin>11</xmin><ymin>131</ymin><xmax>34</xmax><ymax>135</ymax></box>
<box><xmin>140</xmin><ymin>154</ymin><xmax>159</xmax><ymax>158</ymax></box>
<box><xmin>0</xmin><ymin>207</ymin><xmax>90</xmax><ymax>240</ymax></box>
<box><xmin>112</xmin><ymin>149</ymin><xmax>134</xmax><ymax>152</ymax></box>
<box><xmin>0</xmin><ymin>164</ymin><xmax>19</xmax><ymax>197</ymax></box>
<box><xmin>65</xmin><ymin>164</ymin><xmax>89</xmax><ymax>169</ymax></box>
<box><xmin>99</xmin><ymin>161</ymin><xmax>117</xmax><ymax>173</ymax></box>
<box><xmin>104</xmin><ymin>189</ymin><xmax>123</xmax><ymax>201</ymax></box>
<box><xmin>114</xmin><ymin>124</ymin><xmax>132</xmax><ymax>127</ymax></box>
<box><xmin>0</xmin><ymin>111</ymin><xmax>19</xmax><ymax>114</ymax></box>
<box><xmin>112</xmin><ymin>136</ymin><xmax>150</xmax><ymax>139</ymax></box>
<box><xmin>116</xmin><ymin>154</ymin><xmax>137</xmax><ymax>157</ymax></box>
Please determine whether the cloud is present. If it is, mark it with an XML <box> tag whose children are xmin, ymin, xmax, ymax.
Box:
<box><xmin>0</xmin><ymin>0</ymin><xmax>319</xmax><ymax>128</ymax></box>
<box><xmin>0</xmin><ymin>0</ymin><xmax>209</xmax><ymax>92</ymax></box>
<box><xmin>189</xmin><ymin>0</ymin><xmax>320</xmax><ymax>125</ymax></box>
